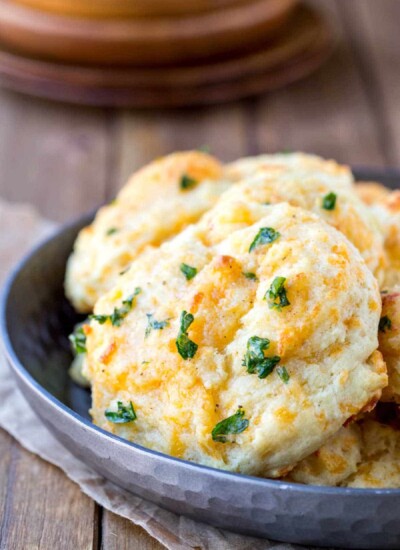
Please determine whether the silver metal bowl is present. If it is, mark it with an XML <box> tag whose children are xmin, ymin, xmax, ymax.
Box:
<box><xmin>1</xmin><ymin>167</ymin><xmax>400</xmax><ymax>549</ymax></box>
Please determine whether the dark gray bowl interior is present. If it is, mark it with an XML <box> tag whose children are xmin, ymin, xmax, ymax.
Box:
<box><xmin>1</xmin><ymin>167</ymin><xmax>400</xmax><ymax>549</ymax></box>
<box><xmin>2</xmin><ymin>212</ymin><xmax>93</xmax><ymax>419</ymax></box>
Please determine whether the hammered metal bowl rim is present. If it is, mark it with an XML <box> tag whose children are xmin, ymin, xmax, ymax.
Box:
<box><xmin>2</xmin><ymin>185</ymin><xmax>400</xmax><ymax>498</ymax></box>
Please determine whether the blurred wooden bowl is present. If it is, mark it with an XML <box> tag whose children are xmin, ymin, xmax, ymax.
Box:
<box><xmin>11</xmin><ymin>0</ymin><xmax>247</xmax><ymax>18</ymax></box>
<box><xmin>0</xmin><ymin>0</ymin><xmax>297</xmax><ymax>66</ymax></box>
<box><xmin>0</xmin><ymin>3</ymin><xmax>333</xmax><ymax>107</ymax></box>
<box><xmin>0</xmin><ymin>40</ymin><xmax>332</xmax><ymax>108</ymax></box>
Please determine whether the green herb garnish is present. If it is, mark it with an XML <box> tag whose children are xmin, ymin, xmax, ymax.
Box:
<box><xmin>276</xmin><ymin>366</ymin><xmax>290</xmax><ymax>383</ymax></box>
<box><xmin>145</xmin><ymin>313</ymin><xmax>170</xmax><ymax>338</ymax></box>
<box><xmin>91</xmin><ymin>287</ymin><xmax>141</xmax><ymax>327</ymax></box>
<box><xmin>249</xmin><ymin>227</ymin><xmax>280</xmax><ymax>252</ymax></box>
<box><xmin>106</xmin><ymin>227</ymin><xmax>118</xmax><ymax>236</ymax></box>
<box><xmin>105</xmin><ymin>401</ymin><xmax>137</xmax><ymax>424</ymax></box>
<box><xmin>119</xmin><ymin>266</ymin><xmax>130</xmax><ymax>276</ymax></box>
<box><xmin>379</xmin><ymin>315</ymin><xmax>392</xmax><ymax>333</ymax></box>
<box><xmin>322</xmin><ymin>192</ymin><xmax>337</xmax><ymax>210</ymax></box>
<box><xmin>198</xmin><ymin>145</ymin><xmax>210</xmax><ymax>153</ymax></box>
<box><xmin>69</xmin><ymin>324</ymin><xmax>87</xmax><ymax>354</ymax></box>
<box><xmin>211</xmin><ymin>407</ymin><xmax>249</xmax><ymax>443</ymax></box>
<box><xmin>176</xmin><ymin>310</ymin><xmax>198</xmax><ymax>359</ymax></box>
<box><xmin>242</xmin><ymin>336</ymin><xmax>281</xmax><ymax>379</ymax></box>
<box><xmin>180</xmin><ymin>263</ymin><xmax>198</xmax><ymax>280</ymax></box>
<box><xmin>265</xmin><ymin>276</ymin><xmax>290</xmax><ymax>311</ymax></box>
<box><xmin>243</xmin><ymin>272</ymin><xmax>257</xmax><ymax>281</ymax></box>
<box><xmin>180</xmin><ymin>174</ymin><xmax>198</xmax><ymax>190</ymax></box>
<box><xmin>90</xmin><ymin>314</ymin><xmax>108</xmax><ymax>324</ymax></box>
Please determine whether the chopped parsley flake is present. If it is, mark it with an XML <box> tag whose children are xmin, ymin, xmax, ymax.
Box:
<box><xmin>379</xmin><ymin>315</ymin><xmax>392</xmax><ymax>333</ymax></box>
<box><xmin>322</xmin><ymin>192</ymin><xmax>337</xmax><ymax>210</ymax></box>
<box><xmin>212</xmin><ymin>407</ymin><xmax>249</xmax><ymax>443</ymax></box>
<box><xmin>249</xmin><ymin>227</ymin><xmax>280</xmax><ymax>252</ymax></box>
<box><xmin>276</xmin><ymin>366</ymin><xmax>290</xmax><ymax>383</ymax></box>
<box><xmin>265</xmin><ymin>276</ymin><xmax>290</xmax><ymax>311</ymax></box>
<box><xmin>198</xmin><ymin>145</ymin><xmax>210</xmax><ymax>153</ymax></box>
<box><xmin>105</xmin><ymin>401</ymin><xmax>137</xmax><ymax>423</ymax></box>
<box><xmin>69</xmin><ymin>324</ymin><xmax>87</xmax><ymax>354</ymax></box>
<box><xmin>242</xmin><ymin>336</ymin><xmax>281</xmax><ymax>379</ymax></box>
<box><xmin>180</xmin><ymin>174</ymin><xmax>198</xmax><ymax>190</ymax></box>
<box><xmin>106</xmin><ymin>227</ymin><xmax>118</xmax><ymax>236</ymax></box>
<box><xmin>243</xmin><ymin>272</ymin><xmax>257</xmax><ymax>281</ymax></box>
<box><xmin>176</xmin><ymin>310</ymin><xmax>198</xmax><ymax>359</ymax></box>
<box><xmin>90</xmin><ymin>287</ymin><xmax>141</xmax><ymax>327</ymax></box>
<box><xmin>180</xmin><ymin>263</ymin><xmax>198</xmax><ymax>280</ymax></box>
<box><xmin>145</xmin><ymin>313</ymin><xmax>170</xmax><ymax>338</ymax></box>
<box><xmin>119</xmin><ymin>266</ymin><xmax>130</xmax><ymax>276</ymax></box>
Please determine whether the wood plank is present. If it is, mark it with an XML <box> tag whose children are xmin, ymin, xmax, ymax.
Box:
<box><xmin>0</xmin><ymin>429</ymin><xmax>13</xmax><ymax>537</ymax></box>
<box><xmin>0</xmin><ymin>88</ymin><xmax>109</xmax><ymax>222</ymax></box>
<box><xmin>338</xmin><ymin>0</ymin><xmax>400</xmax><ymax>167</ymax></box>
<box><xmin>252</xmin><ymin>0</ymin><xmax>385</xmax><ymax>166</ymax></box>
<box><xmin>0</xmin><ymin>438</ymin><xmax>97</xmax><ymax>549</ymax></box>
<box><xmin>0</xmin><ymin>88</ymin><xmax>109</xmax><ymax>550</ymax></box>
<box><xmin>102</xmin><ymin>512</ymin><xmax>165</xmax><ymax>550</ymax></box>
<box><xmin>107</xmin><ymin>103</ymin><xmax>249</xmax><ymax>197</ymax></box>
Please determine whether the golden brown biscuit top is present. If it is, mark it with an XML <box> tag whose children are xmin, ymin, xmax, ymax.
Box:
<box><xmin>84</xmin><ymin>201</ymin><xmax>385</xmax><ymax>477</ymax></box>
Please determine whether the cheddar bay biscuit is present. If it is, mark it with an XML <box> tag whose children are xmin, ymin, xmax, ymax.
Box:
<box><xmin>66</xmin><ymin>152</ymin><xmax>374</xmax><ymax>314</ymax></box>
<box><xmin>209</xmin><ymin>169</ymin><xmax>386</xmax><ymax>283</ymax></box>
<box><xmin>284</xmin><ymin>407</ymin><xmax>400</xmax><ymax>489</ymax></box>
<box><xmin>287</xmin><ymin>425</ymin><xmax>362</xmax><ymax>487</ymax></box>
<box><xmin>84</xmin><ymin>200</ymin><xmax>386</xmax><ymax>477</ymax></box>
<box><xmin>356</xmin><ymin>182</ymin><xmax>391</xmax><ymax>206</ymax></box>
<box><xmin>65</xmin><ymin>151</ymin><xmax>227</xmax><ymax>312</ymax></box>
<box><xmin>357</xmin><ymin>183</ymin><xmax>400</xmax><ymax>289</ymax></box>
<box><xmin>344</xmin><ymin>418</ymin><xmax>400</xmax><ymax>489</ymax></box>
<box><xmin>378</xmin><ymin>287</ymin><xmax>400</xmax><ymax>403</ymax></box>
<box><xmin>225</xmin><ymin>152</ymin><xmax>354</xmax><ymax>188</ymax></box>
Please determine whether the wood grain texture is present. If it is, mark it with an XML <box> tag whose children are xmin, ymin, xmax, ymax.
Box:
<box><xmin>0</xmin><ymin>88</ymin><xmax>109</xmax><ymax>222</ymax></box>
<box><xmin>102</xmin><ymin>512</ymin><xmax>166</xmax><ymax>550</ymax></box>
<box><xmin>252</xmin><ymin>0</ymin><xmax>385</xmax><ymax>166</ymax></box>
<box><xmin>0</xmin><ymin>434</ymin><xmax>98</xmax><ymax>550</ymax></box>
<box><xmin>0</xmin><ymin>429</ymin><xmax>13</xmax><ymax>539</ymax></box>
<box><xmin>110</xmin><ymin>103</ymin><xmax>249</xmax><ymax>197</ymax></box>
<box><xmin>339</xmin><ymin>0</ymin><xmax>400</xmax><ymax>167</ymax></box>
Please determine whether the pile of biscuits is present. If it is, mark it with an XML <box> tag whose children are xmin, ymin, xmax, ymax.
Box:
<box><xmin>65</xmin><ymin>151</ymin><xmax>400</xmax><ymax>488</ymax></box>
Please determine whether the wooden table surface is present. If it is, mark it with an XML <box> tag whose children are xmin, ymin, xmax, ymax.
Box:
<box><xmin>0</xmin><ymin>1</ymin><xmax>399</xmax><ymax>548</ymax></box>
